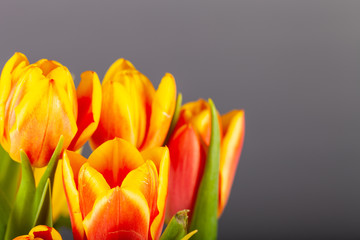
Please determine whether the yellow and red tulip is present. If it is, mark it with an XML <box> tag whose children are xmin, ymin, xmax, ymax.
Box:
<box><xmin>62</xmin><ymin>138</ymin><xmax>169</xmax><ymax>240</ymax></box>
<box><xmin>12</xmin><ymin>225</ymin><xmax>62</xmax><ymax>240</ymax></box>
<box><xmin>90</xmin><ymin>58</ymin><xmax>177</xmax><ymax>151</ymax></box>
<box><xmin>166</xmin><ymin>99</ymin><xmax>245</xmax><ymax>220</ymax></box>
<box><xmin>0</xmin><ymin>52</ymin><xmax>101</xmax><ymax>167</ymax></box>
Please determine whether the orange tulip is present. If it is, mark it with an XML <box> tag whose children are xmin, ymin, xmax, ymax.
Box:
<box><xmin>0</xmin><ymin>52</ymin><xmax>101</xmax><ymax>167</ymax></box>
<box><xmin>13</xmin><ymin>225</ymin><xmax>62</xmax><ymax>240</ymax></box>
<box><xmin>90</xmin><ymin>58</ymin><xmax>177</xmax><ymax>151</ymax></box>
<box><xmin>166</xmin><ymin>99</ymin><xmax>245</xmax><ymax>219</ymax></box>
<box><xmin>62</xmin><ymin>138</ymin><xmax>169</xmax><ymax>240</ymax></box>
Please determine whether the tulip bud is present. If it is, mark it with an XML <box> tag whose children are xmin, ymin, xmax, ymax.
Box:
<box><xmin>166</xmin><ymin>99</ymin><xmax>245</xmax><ymax>220</ymax></box>
<box><xmin>0</xmin><ymin>53</ymin><xmax>101</xmax><ymax>167</ymax></box>
<box><xmin>90</xmin><ymin>58</ymin><xmax>177</xmax><ymax>151</ymax></box>
<box><xmin>13</xmin><ymin>225</ymin><xmax>62</xmax><ymax>240</ymax></box>
<box><xmin>0</xmin><ymin>53</ymin><xmax>77</xmax><ymax>167</ymax></box>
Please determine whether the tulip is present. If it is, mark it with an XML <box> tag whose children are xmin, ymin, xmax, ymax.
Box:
<box><xmin>62</xmin><ymin>138</ymin><xmax>169</xmax><ymax>240</ymax></box>
<box><xmin>166</xmin><ymin>99</ymin><xmax>245</xmax><ymax>220</ymax></box>
<box><xmin>90</xmin><ymin>58</ymin><xmax>177</xmax><ymax>151</ymax></box>
<box><xmin>0</xmin><ymin>52</ymin><xmax>101</xmax><ymax>167</ymax></box>
<box><xmin>12</xmin><ymin>225</ymin><xmax>62</xmax><ymax>240</ymax></box>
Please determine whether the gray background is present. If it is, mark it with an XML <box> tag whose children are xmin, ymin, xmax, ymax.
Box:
<box><xmin>1</xmin><ymin>0</ymin><xmax>360</xmax><ymax>239</ymax></box>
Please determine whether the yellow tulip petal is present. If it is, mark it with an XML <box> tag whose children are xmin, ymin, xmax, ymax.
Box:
<box><xmin>0</xmin><ymin>52</ymin><xmax>29</xmax><ymax>141</ymax></box>
<box><xmin>121</xmin><ymin>160</ymin><xmax>158</xmax><ymax>240</ymax></box>
<box><xmin>8</xmin><ymin>67</ymin><xmax>77</xmax><ymax>167</ymax></box>
<box><xmin>78</xmin><ymin>163</ymin><xmax>110</xmax><ymax>219</ymax></box>
<box><xmin>88</xmin><ymin>138</ymin><xmax>145</xmax><ymax>188</ymax></box>
<box><xmin>69</xmin><ymin>71</ymin><xmax>102</xmax><ymax>150</ymax></box>
<box><xmin>181</xmin><ymin>230</ymin><xmax>198</xmax><ymax>240</ymax></box>
<box><xmin>218</xmin><ymin>110</ymin><xmax>245</xmax><ymax>216</ymax></box>
<box><xmin>141</xmin><ymin>73</ymin><xmax>176</xmax><ymax>150</ymax></box>
<box><xmin>102</xmin><ymin>58</ymin><xmax>136</xmax><ymax>85</ymax></box>
<box><xmin>46</xmin><ymin>64</ymin><xmax>78</xmax><ymax>121</ymax></box>
<box><xmin>62</xmin><ymin>151</ymin><xmax>87</xmax><ymax>240</ymax></box>
<box><xmin>117</xmin><ymin>68</ymin><xmax>156</xmax><ymax>148</ymax></box>
<box><xmin>149</xmin><ymin>147</ymin><xmax>170</xmax><ymax>240</ymax></box>
<box><xmin>90</xmin><ymin>80</ymin><xmax>135</xmax><ymax>149</ymax></box>
<box><xmin>179</xmin><ymin>99</ymin><xmax>211</xmax><ymax>145</ymax></box>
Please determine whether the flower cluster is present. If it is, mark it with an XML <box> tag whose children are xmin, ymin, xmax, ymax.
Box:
<box><xmin>0</xmin><ymin>53</ymin><xmax>245</xmax><ymax>240</ymax></box>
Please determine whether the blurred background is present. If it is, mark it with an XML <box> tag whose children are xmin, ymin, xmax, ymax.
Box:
<box><xmin>1</xmin><ymin>0</ymin><xmax>359</xmax><ymax>239</ymax></box>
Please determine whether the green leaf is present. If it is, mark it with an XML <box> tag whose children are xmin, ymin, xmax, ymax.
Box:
<box><xmin>189</xmin><ymin>99</ymin><xmax>220</xmax><ymax>240</ymax></box>
<box><xmin>35</xmin><ymin>136</ymin><xmax>64</xmax><ymax>197</ymax></box>
<box><xmin>0</xmin><ymin>189</ymin><xmax>11</xmax><ymax>239</ymax></box>
<box><xmin>32</xmin><ymin>136</ymin><xmax>63</xmax><ymax>227</ymax></box>
<box><xmin>164</xmin><ymin>93</ymin><xmax>183</xmax><ymax>145</ymax></box>
<box><xmin>4</xmin><ymin>151</ymin><xmax>36</xmax><ymax>240</ymax></box>
<box><xmin>54</xmin><ymin>215</ymin><xmax>72</xmax><ymax>229</ymax></box>
<box><xmin>0</xmin><ymin>144</ymin><xmax>20</xmax><ymax>206</ymax></box>
<box><xmin>33</xmin><ymin>178</ymin><xmax>52</xmax><ymax>227</ymax></box>
<box><xmin>160</xmin><ymin>210</ymin><xmax>189</xmax><ymax>240</ymax></box>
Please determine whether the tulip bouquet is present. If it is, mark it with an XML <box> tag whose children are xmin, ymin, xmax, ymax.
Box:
<box><xmin>0</xmin><ymin>53</ymin><xmax>245</xmax><ymax>240</ymax></box>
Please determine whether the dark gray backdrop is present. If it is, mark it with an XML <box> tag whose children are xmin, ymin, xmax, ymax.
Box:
<box><xmin>1</xmin><ymin>0</ymin><xmax>359</xmax><ymax>239</ymax></box>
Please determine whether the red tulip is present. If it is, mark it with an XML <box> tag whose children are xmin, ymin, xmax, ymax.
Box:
<box><xmin>166</xmin><ymin>99</ymin><xmax>245</xmax><ymax>219</ymax></box>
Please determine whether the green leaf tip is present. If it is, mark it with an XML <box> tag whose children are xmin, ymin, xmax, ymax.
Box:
<box><xmin>189</xmin><ymin>98</ymin><xmax>220</xmax><ymax>240</ymax></box>
<box><xmin>164</xmin><ymin>93</ymin><xmax>183</xmax><ymax>145</ymax></box>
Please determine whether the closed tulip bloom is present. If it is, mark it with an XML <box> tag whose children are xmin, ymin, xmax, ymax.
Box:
<box><xmin>13</xmin><ymin>225</ymin><xmax>62</xmax><ymax>240</ymax></box>
<box><xmin>166</xmin><ymin>99</ymin><xmax>245</xmax><ymax>220</ymax></box>
<box><xmin>0</xmin><ymin>52</ymin><xmax>101</xmax><ymax>167</ymax></box>
<box><xmin>90</xmin><ymin>59</ymin><xmax>177</xmax><ymax>151</ymax></box>
<box><xmin>62</xmin><ymin>138</ymin><xmax>169</xmax><ymax>240</ymax></box>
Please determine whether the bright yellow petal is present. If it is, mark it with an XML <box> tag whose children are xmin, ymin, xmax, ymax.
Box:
<box><xmin>90</xmin><ymin>80</ymin><xmax>135</xmax><ymax>149</ymax></box>
<box><xmin>69</xmin><ymin>71</ymin><xmax>102</xmax><ymax>150</ymax></box>
<box><xmin>8</xmin><ymin>66</ymin><xmax>77</xmax><ymax>166</ymax></box>
<box><xmin>179</xmin><ymin>99</ymin><xmax>211</xmax><ymax>145</ymax></box>
<box><xmin>218</xmin><ymin>110</ymin><xmax>245</xmax><ymax>216</ymax></box>
<box><xmin>181</xmin><ymin>230</ymin><xmax>198</xmax><ymax>240</ymax></box>
<box><xmin>0</xmin><ymin>52</ymin><xmax>29</xmax><ymax>150</ymax></box>
<box><xmin>62</xmin><ymin>151</ymin><xmax>87</xmax><ymax>240</ymax></box>
<box><xmin>148</xmin><ymin>147</ymin><xmax>170</xmax><ymax>240</ymax></box>
<box><xmin>88</xmin><ymin>138</ymin><xmax>145</xmax><ymax>188</ymax></box>
<box><xmin>121</xmin><ymin>160</ymin><xmax>159</xmax><ymax>240</ymax></box>
<box><xmin>102</xmin><ymin>58</ymin><xmax>136</xmax><ymax>85</ymax></box>
<box><xmin>141</xmin><ymin>73</ymin><xmax>176</xmax><ymax>150</ymax></box>
<box><xmin>78</xmin><ymin>163</ymin><xmax>110</xmax><ymax>219</ymax></box>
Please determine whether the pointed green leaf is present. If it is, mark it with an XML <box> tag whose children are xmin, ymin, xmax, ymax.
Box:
<box><xmin>32</xmin><ymin>136</ymin><xmax>63</xmax><ymax>228</ymax></box>
<box><xmin>160</xmin><ymin>210</ymin><xmax>189</xmax><ymax>240</ymax></box>
<box><xmin>0</xmin><ymin>145</ymin><xmax>20</xmax><ymax>205</ymax></box>
<box><xmin>35</xmin><ymin>135</ymin><xmax>64</xmax><ymax>195</ymax></box>
<box><xmin>33</xmin><ymin>178</ymin><xmax>52</xmax><ymax>227</ymax></box>
<box><xmin>54</xmin><ymin>215</ymin><xmax>72</xmax><ymax>229</ymax></box>
<box><xmin>164</xmin><ymin>93</ymin><xmax>183</xmax><ymax>145</ymax></box>
<box><xmin>189</xmin><ymin>99</ymin><xmax>220</xmax><ymax>240</ymax></box>
<box><xmin>4</xmin><ymin>151</ymin><xmax>36</xmax><ymax>240</ymax></box>
<box><xmin>0</xmin><ymin>189</ymin><xmax>11</xmax><ymax>239</ymax></box>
